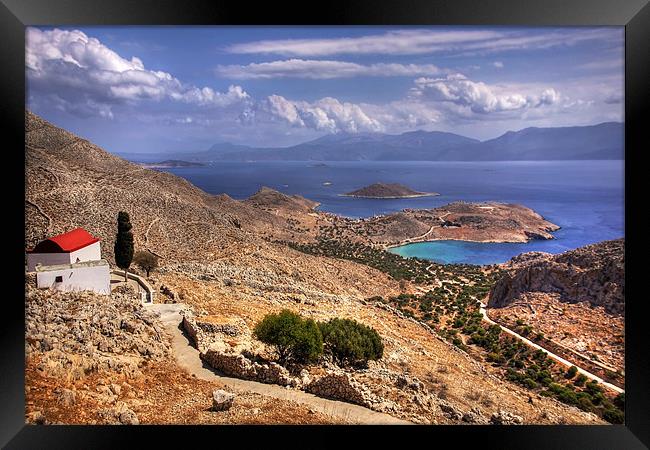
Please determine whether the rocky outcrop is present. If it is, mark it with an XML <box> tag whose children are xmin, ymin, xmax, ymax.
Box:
<box><xmin>490</xmin><ymin>409</ymin><xmax>524</xmax><ymax>425</ymax></box>
<box><xmin>25</xmin><ymin>285</ymin><xmax>171</xmax><ymax>380</ymax></box>
<box><xmin>211</xmin><ymin>390</ymin><xmax>236</xmax><ymax>411</ymax></box>
<box><xmin>99</xmin><ymin>402</ymin><xmax>140</xmax><ymax>425</ymax></box>
<box><xmin>489</xmin><ymin>239</ymin><xmax>624</xmax><ymax>315</ymax></box>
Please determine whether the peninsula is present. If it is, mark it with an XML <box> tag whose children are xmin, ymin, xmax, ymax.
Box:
<box><xmin>138</xmin><ymin>160</ymin><xmax>205</xmax><ymax>168</ymax></box>
<box><xmin>341</xmin><ymin>183</ymin><xmax>439</xmax><ymax>199</ymax></box>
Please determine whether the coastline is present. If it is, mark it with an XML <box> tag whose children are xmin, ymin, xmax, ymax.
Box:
<box><xmin>382</xmin><ymin>234</ymin><xmax>555</xmax><ymax>251</ymax></box>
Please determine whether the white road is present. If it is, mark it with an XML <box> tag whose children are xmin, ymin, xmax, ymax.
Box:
<box><xmin>478</xmin><ymin>302</ymin><xmax>624</xmax><ymax>394</ymax></box>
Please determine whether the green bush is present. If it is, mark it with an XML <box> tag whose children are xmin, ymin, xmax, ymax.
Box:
<box><xmin>318</xmin><ymin>318</ymin><xmax>383</xmax><ymax>367</ymax></box>
<box><xmin>574</xmin><ymin>373</ymin><xmax>588</xmax><ymax>387</ymax></box>
<box><xmin>523</xmin><ymin>378</ymin><xmax>538</xmax><ymax>389</ymax></box>
<box><xmin>614</xmin><ymin>393</ymin><xmax>625</xmax><ymax>410</ymax></box>
<box><xmin>565</xmin><ymin>365</ymin><xmax>579</xmax><ymax>379</ymax></box>
<box><xmin>253</xmin><ymin>309</ymin><xmax>323</xmax><ymax>364</ymax></box>
<box><xmin>603</xmin><ymin>407</ymin><xmax>624</xmax><ymax>424</ymax></box>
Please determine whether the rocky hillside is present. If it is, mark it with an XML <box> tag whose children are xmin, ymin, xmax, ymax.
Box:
<box><xmin>244</xmin><ymin>186</ymin><xmax>320</xmax><ymax>212</ymax></box>
<box><xmin>486</xmin><ymin>239</ymin><xmax>625</xmax><ymax>374</ymax></box>
<box><xmin>488</xmin><ymin>239</ymin><xmax>625</xmax><ymax>315</ymax></box>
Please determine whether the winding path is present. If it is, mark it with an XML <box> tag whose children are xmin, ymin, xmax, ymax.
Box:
<box><xmin>478</xmin><ymin>302</ymin><xmax>624</xmax><ymax>394</ymax></box>
<box><xmin>146</xmin><ymin>303</ymin><xmax>411</xmax><ymax>425</ymax></box>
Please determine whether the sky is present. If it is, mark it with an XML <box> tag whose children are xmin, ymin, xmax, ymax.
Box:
<box><xmin>26</xmin><ymin>26</ymin><xmax>624</xmax><ymax>154</ymax></box>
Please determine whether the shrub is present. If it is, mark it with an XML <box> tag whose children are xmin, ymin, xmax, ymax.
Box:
<box><xmin>614</xmin><ymin>393</ymin><xmax>625</xmax><ymax>410</ymax></box>
<box><xmin>585</xmin><ymin>380</ymin><xmax>603</xmax><ymax>395</ymax></box>
<box><xmin>565</xmin><ymin>365</ymin><xmax>579</xmax><ymax>379</ymax></box>
<box><xmin>603</xmin><ymin>408</ymin><xmax>624</xmax><ymax>424</ymax></box>
<box><xmin>318</xmin><ymin>318</ymin><xmax>383</xmax><ymax>367</ymax></box>
<box><xmin>574</xmin><ymin>374</ymin><xmax>588</xmax><ymax>387</ymax></box>
<box><xmin>133</xmin><ymin>250</ymin><xmax>158</xmax><ymax>277</ymax></box>
<box><xmin>253</xmin><ymin>309</ymin><xmax>323</xmax><ymax>364</ymax></box>
<box><xmin>523</xmin><ymin>378</ymin><xmax>538</xmax><ymax>389</ymax></box>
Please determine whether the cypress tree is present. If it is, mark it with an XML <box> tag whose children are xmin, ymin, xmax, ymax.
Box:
<box><xmin>114</xmin><ymin>211</ymin><xmax>134</xmax><ymax>282</ymax></box>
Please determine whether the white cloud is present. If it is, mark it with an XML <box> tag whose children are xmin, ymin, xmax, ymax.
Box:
<box><xmin>226</xmin><ymin>28</ymin><xmax>621</xmax><ymax>57</ymax></box>
<box><xmin>216</xmin><ymin>59</ymin><xmax>443</xmax><ymax>79</ymax></box>
<box><xmin>26</xmin><ymin>27</ymin><xmax>250</xmax><ymax>117</ymax></box>
<box><xmin>493</xmin><ymin>61</ymin><xmax>504</xmax><ymax>68</ymax></box>
<box><xmin>248</xmin><ymin>95</ymin><xmax>383</xmax><ymax>133</ymax></box>
<box><xmin>361</xmin><ymin>101</ymin><xmax>441</xmax><ymax>131</ymax></box>
<box><xmin>410</xmin><ymin>74</ymin><xmax>561</xmax><ymax>114</ymax></box>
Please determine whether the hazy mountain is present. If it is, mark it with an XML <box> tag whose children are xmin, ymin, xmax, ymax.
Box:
<box><xmin>474</xmin><ymin>122</ymin><xmax>624</xmax><ymax>161</ymax></box>
<box><xmin>213</xmin><ymin>130</ymin><xmax>480</xmax><ymax>161</ymax></box>
<box><xmin>201</xmin><ymin>122</ymin><xmax>623</xmax><ymax>162</ymax></box>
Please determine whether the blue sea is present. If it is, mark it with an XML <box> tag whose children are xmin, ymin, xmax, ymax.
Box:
<box><xmin>153</xmin><ymin>160</ymin><xmax>624</xmax><ymax>265</ymax></box>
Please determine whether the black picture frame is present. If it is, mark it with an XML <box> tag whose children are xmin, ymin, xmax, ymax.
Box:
<box><xmin>2</xmin><ymin>0</ymin><xmax>648</xmax><ymax>448</ymax></box>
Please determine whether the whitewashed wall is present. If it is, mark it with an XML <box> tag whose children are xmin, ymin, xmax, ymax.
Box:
<box><xmin>69</xmin><ymin>241</ymin><xmax>101</xmax><ymax>264</ymax></box>
<box><xmin>36</xmin><ymin>263</ymin><xmax>111</xmax><ymax>295</ymax></box>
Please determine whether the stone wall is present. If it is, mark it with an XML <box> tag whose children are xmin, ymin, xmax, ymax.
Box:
<box><xmin>181</xmin><ymin>311</ymin><xmax>245</xmax><ymax>353</ymax></box>
<box><xmin>200</xmin><ymin>350</ymin><xmax>299</xmax><ymax>387</ymax></box>
<box><xmin>305</xmin><ymin>372</ymin><xmax>378</xmax><ymax>408</ymax></box>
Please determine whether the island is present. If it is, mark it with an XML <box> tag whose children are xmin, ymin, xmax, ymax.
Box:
<box><xmin>139</xmin><ymin>160</ymin><xmax>205</xmax><ymax>168</ymax></box>
<box><xmin>340</xmin><ymin>182</ymin><xmax>439</xmax><ymax>199</ymax></box>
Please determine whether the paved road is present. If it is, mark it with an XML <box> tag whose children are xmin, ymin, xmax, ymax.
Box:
<box><xmin>146</xmin><ymin>303</ymin><xmax>412</xmax><ymax>425</ymax></box>
<box><xmin>478</xmin><ymin>302</ymin><xmax>624</xmax><ymax>394</ymax></box>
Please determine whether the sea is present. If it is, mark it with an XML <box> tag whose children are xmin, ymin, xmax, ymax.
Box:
<box><xmin>151</xmin><ymin>160</ymin><xmax>624</xmax><ymax>265</ymax></box>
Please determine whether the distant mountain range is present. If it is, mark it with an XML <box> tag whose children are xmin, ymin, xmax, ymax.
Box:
<box><xmin>120</xmin><ymin>122</ymin><xmax>623</xmax><ymax>163</ymax></box>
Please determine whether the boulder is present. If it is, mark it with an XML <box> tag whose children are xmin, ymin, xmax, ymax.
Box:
<box><xmin>439</xmin><ymin>401</ymin><xmax>463</xmax><ymax>421</ymax></box>
<box><xmin>211</xmin><ymin>390</ymin><xmax>236</xmax><ymax>411</ymax></box>
<box><xmin>56</xmin><ymin>388</ymin><xmax>76</xmax><ymax>407</ymax></box>
<box><xmin>490</xmin><ymin>409</ymin><xmax>523</xmax><ymax>425</ymax></box>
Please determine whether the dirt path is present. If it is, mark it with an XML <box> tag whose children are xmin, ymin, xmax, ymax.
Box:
<box><xmin>147</xmin><ymin>303</ymin><xmax>412</xmax><ymax>425</ymax></box>
<box><xmin>478</xmin><ymin>302</ymin><xmax>624</xmax><ymax>394</ymax></box>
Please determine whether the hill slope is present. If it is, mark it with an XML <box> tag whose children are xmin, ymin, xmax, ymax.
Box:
<box><xmin>24</xmin><ymin>110</ymin><xmax>396</xmax><ymax>300</ymax></box>
<box><xmin>487</xmin><ymin>239</ymin><xmax>625</xmax><ymax>373</ymax></box>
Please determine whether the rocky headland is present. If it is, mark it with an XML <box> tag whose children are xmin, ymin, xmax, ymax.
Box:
<box><xmin>138</xmin><ymin>160</ymin><xmax>205</xmax><ymax>168</ymax></box>
<box><xmin>487</xmin><ymin>239</ymin><xmax>625</xmax><ymax>375</ymax></box>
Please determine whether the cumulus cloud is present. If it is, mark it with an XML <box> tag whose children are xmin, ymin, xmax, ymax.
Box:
<box><xmin>361</xmin><ymin>101</ymin><xmax>441</xmax><ymax>131</ymax></box>
<box><xmin>245</xmin><ymin>95</ymin><xmax>383</xmax><ymax>133</ymax></box>
<box><xmin>493</xmin><ymin>61</ymin><xmax>504</xmax><ymax>68</ymax></box>
<box><xmin>410</xmin><ymin>74</ymin><xmax>561</xmax><ymax>114</ymax></box>
<box><xmin>216</xmin><ymin>59</ymin><xmax>443</xmax><ymax>79</ymax></box>
<box><xmin>226</xmin><ymin>28</ymin><xmax>620</xmax><ymax>57</ymax></box>
<box><xmin>26</xmin><ymin>27</ymin><xmax>250</xmax><ymax>117</ymax></box>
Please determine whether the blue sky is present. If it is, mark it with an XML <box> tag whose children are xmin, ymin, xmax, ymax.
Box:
<box><xmin>26</xmin><ymin>26</ymin><xmax>624</xmax><ymax>153</ymax></box>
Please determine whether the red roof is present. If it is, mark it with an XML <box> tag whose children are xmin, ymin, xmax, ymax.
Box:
<box><xmin>30</xmin><ymin>228</ymin><xmax>100</xmax><ymax>253</ymax></box>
